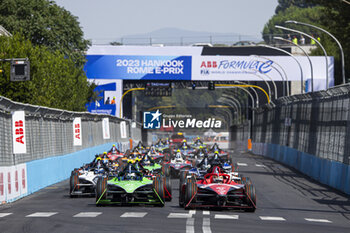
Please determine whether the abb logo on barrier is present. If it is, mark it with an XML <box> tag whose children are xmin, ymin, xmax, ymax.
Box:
<box><xmin>200</xmin><ymin>61</ymin><xmax>217</xmax><ymax>68</ymax></box>
<box><xmin>74</xmin><ymin>124</ymin><xmax>80</xmax><ymax>139</ymax></box>
<box><xmin>0</xmin><ymin>173</ymin><xmax>3</xmax><ymax>196</ymax></box>
<box><xmin>12</xmin><ymin>111</ymin><xmax>26</xmax><ymax>154</ymax></box>
<box><xmin>73</xmin><ymin>117</ymin><xmax>82</xmax><ymax>146</ymax></box>
<box><xmin>15</xmin><ymin>120</ymin><xmax>24</xmax><ymax>144</ymax></box>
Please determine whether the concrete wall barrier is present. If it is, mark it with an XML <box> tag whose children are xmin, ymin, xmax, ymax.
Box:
<box><xmin>252</xmin><ymin>142</ymin><xmax>350</xmax><ymax>195</ymax></box>
<box><xmin>0</xmin><ymin>142</ymin><xmax>129</xmax><ymax>204</ymax></box>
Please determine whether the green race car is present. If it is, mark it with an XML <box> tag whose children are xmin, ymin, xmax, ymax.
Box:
<box><xmin>95</xmin><ymin>163</ymin><xmax>165</xmax><ymax>206</ymax></box>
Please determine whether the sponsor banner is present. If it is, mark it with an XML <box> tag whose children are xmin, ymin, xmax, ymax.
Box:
<box><xmin>192</xmin><ymin>56</ymin><xmax>334</xmax><ymax>84</ymax></box>
<box><xmin>84</xmin><ymin>55</ymin><xmax>192</xmax><ymax>80</ymax></box>
<box><xmin>73</xmin><ymin>118</ymin><xmax>82</xmax><ymax>146</ymax></box>
<box><xmin>143</xmin><ymin>110</ymin><xmax>222</xmax><ymax>129</ymax></box>
<box><xmin>120</xmin><ymin>121</ymin><xmax>127</xmax><ymax>139</ymax></box>
<box><xmin>0</xmin><ymin>164</ymin><xmax>27</xmax><ymax>203</ymax></box>
<box><xmin>12</xmin><ymin>111</ymin><xmax>26</xmax><ymax>154</ymax></box>
<box><xmin>102</xmin><ymin>118</ymin><xmax>110</xmax><ymax>139</ymax></box>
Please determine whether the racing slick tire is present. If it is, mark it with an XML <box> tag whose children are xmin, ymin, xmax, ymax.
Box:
<box><xmin>245</xmin><ymin>184</ymin><xmax>256</xmax><ymax>212</ymax></box>
<box><xmin>69</xmin><ymin>171</ymin><xmax>79</xmax><ymax>197</ymax></box>
<box><xmin>153</xmin><ymin>176</ymin><xmax>165</xmax><ymax>207</ymax></box>
<box><xmin>179</xmin><ymin>170</ymin><xmax>188</xmax><ymax>207</ymax></box>
<box><xmin>241</xmin><ymin>176</ymin><xmax>252</xmax><ymax>185</ymax></box>
<box><xmin>184</xmin><ymin>176</ymin><xmax>197</xmax><ymax>209</ymax></box>
<box><xmin>96</xmin><ymin>176</ymin><xmax>108</xmax><ymax>206</ymax></box>
<box><xmin>162</xmin><ymin>164</ymin><xmax>171</xmax><ymax>177</ymax></box>
<box><xmin>163</xmin><ymin>175</ymin><xmax>172</xmax><ymax>202</ymax></box>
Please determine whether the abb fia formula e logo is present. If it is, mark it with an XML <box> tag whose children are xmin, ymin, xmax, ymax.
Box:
<box><xmin>143</xmin><ymin>110</ymin><xmax>162</xmax><ymax>129</ymax></box>
<box><xmin>200</xmin><ymin>61</ymin><xmax>217</xmax><ymax>75</ymax></box>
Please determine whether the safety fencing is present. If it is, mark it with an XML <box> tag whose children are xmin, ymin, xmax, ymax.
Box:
<box><xmin>0</xmin><ymin>95</ymin><xmax>142</xmax><ymax>203</ymax></box>
<box><xmin>231</xmin><ymin>83</ymin><xmax>350</xmax><ymax>194</ymax></box>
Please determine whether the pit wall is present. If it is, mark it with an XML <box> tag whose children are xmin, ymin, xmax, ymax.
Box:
<box><xmin>0</xmin><ymin>142</ymin><xmax>129</xmax><ymax>204</ymax></box>
<box><xmin>252</xmin><ymin>142</ymin><xmax>350</xmax><ymax>195</ymax></box>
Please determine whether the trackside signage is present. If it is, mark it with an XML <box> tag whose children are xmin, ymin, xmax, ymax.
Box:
<box><xmin>12</xmin><ymin>111</ymin><xmax>26</xmax><ymax>154</ymax></box>
<box><xmin>73</xmin><ymin>117</ymin><xmax>82</xmax><ymax>146</ymax></box>
<box><xmin>120</xmin><ymin>121</ymin><xmax>127</xmax><ymax>139</ymax></box>
<box><xmin>102</xmin><ymin>118</ymin><xmax>110</xmax><ymax>139</ymax></box>
<box><xmin>84</xmin><ymin>55</ymin><xmax>192</xmax><ymax>80</ymax></box>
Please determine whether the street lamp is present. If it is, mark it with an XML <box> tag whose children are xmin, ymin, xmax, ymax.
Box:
<box><xmin>275</xmin><ymin>25</ymin><xmax>329</xmax><ymax>89</ymax></box>
<box><xmin>273</xmin><ymin>36</ymin><xmax>314</xmax><ymax>92</ymax></box>
<box><xmin>258</xmin><ymin>44</ymin><xmax>305</xmax><ymax>94</ymax></box>
<box><xmin>285</xmin><ymin>20</ymin><xmax>345</xmax><ymax>85</ymax></box>
<box><xmin>250</xmin><ymin>55</ymin><xmax>290</xmax><ymax>96</ymax></box>
<box><xmin>252</xmin><ymin>69</ymin><xmax>278</xmax><ymax>99</ymax></box>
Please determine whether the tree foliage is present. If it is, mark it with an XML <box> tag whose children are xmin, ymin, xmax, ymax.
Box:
<box><xmin>275</xmin><ymin>0</ymin><xmax>316</xmax><ymax>13</ymax></box>
<box><xmin>0</xmin><ymin>0</ymin><xmax>90</xmax><ymax>65</ymax></box>
<box><xmin>0</xmin><ymin>34</ymin><xmax>92</xmax><ymax>111</ymax></box>
<box><xmin>263</xmin><ymin>0</ymin><xmax>350</xmax><ymax>85</ymax></box>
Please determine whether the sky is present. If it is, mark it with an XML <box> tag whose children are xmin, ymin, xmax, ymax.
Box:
<box><xmin>54</xmin><ymin>0</ymin><xmax>278</xmax><ymax>44</ymax></box>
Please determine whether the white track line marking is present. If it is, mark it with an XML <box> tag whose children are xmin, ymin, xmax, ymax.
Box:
<box><xmin>73</xmin><ymin>212</ymin><xmax>102</xmax><ymax>217</ymax></box>
<box><xmin>0</xmin><ymin>213</ymin><xmax>12</xmax><ymax>218</ymax></box>
<box><xmin>214</xmin><ymin>214</ymin><xmax>239</xmax><ymax>219</ymax></box>
<box><xmin>168</xmin><ymin>213</ymin><xmax>192</xmax><ymax>218</ymax></box>
<box><xmin>305</xmin><ymin>218</ymin><xmax>332</xmax><ymax>223</ymax></box>
<box><xmin>203</xmin><ymin>210</ymin><xmax>210</xmax><ymax>215</ymax></box>
<box><xmin>255</xmin><ymin>164</ymin><xmax>266</xmax><ymax>167</ymax></box>
<box><xmin>189</xmin><ymin>210</ymin><xmax>196</xmax><ymax>215</ymax></box>
<box><xmin>186</xmin><ymin>218</ymin><xmax>195</xmax><ymax>233</ymax></box>
<box><xmin>260</xmin><ymin>216</ymin><xmax>286</xmax><ymax>221</ymax></box>
<box><xmin>120</xmin><ymin>212</ymin><xmax>147</xmax><ymax>218</ymax></box>
<box><xmin>237</xmin><ymin>163</ymin><xmax>248</xmax><ymax>166</ymax></box>
<box><xmin>26</xmin><ymin>212</ymin><xmax>58</xmax><ymax>217</ymax></box>
<box><xmin>202</xmin><ymin>217</ymin><xmax>212</xmax><ymax>233</ymax></box>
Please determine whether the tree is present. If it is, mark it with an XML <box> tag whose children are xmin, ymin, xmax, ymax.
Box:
<box><xmin>262</xmin><ymin>6</ymin><xmax>326</xmax><ymax>44</ymax></box>
<box><xmin>263</xmin><ymin>0</ymin><xmax>350</xmax><ymax>85</ymax></box>
<box><xmin>0</xmin><ymin>34</ymin><xmax>92</xmax><ymax>111</ymax></box>
<box><xmin>275</xmin><ymin>0</ymin><xmax>316</xmax><ymax>13</ymax></box>
<box><xmin>0</xmin><ymin>0</ymin><xmax>90</xmax><ymax>65</ymax></box>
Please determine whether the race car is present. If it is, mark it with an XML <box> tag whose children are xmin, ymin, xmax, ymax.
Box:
<box><xmin>165</xmin><ymin>150</ymin><xmax>193</xmax><ymax>177</ymax></box>
<box><xmin>95</xmin><ymin>161</ymin><xmax>165</xmax><ymax>206</ymax></box>
<box><xmin>70</xmin><ymin>154</ymin><xmax>111</xmax><ymax>197</ymax></box>
<box><xmin>179</xmin><ymin>167</ymin><xmax>256</xmax><ymax>212</ymax></box>
<box><xmin>107</xmin><ymin>144</ymin><xmax>124</xmax><ymax>161</ymax></box>
<box><xmin>191</xmin><ymin>137</ymin><xmax>207</xmax><ymax>150</ymax></box>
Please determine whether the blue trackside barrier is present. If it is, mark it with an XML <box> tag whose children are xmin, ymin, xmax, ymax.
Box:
<box><xmin>252</xmin><ymin>143</ymin><xmax>350</xmax><ymax>195</ymax></box>
<box><xmin>26</xmin><ymin>142</ymin><xmax>117</xmax><ymax>195</ymax></box>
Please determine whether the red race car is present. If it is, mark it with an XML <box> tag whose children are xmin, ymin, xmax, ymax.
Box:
<box><xmin>179</xmin><ymin>166</ymin><xmax>256</xmax><ymax>212</ymax></box>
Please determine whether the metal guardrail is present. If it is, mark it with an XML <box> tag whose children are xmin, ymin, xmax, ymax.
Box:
<box><xmin>250</xmin><ymin>83</ymin><xmax>350</xmax><ymax>165</ymax></box>
<box><xmin>0</xmin><ymin>96</ymin><xmax>142</xmax><ymax>166</ymax></box>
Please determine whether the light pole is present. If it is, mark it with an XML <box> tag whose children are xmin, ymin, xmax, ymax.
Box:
<box><xmin>285</xmin><ymin>20</ymin><xmax>345</xmax><ymax>85</ymax></box>
<box><xmin>273</xmin><ymin>36</ymin><xmax>314</xmax><ymax>92</ymax></box>
<box><xmin>275</xmin><ymin>25</ymin><xmax>329</xmax><ymax>89</ymax></box>
<box><xmin>252</xmin><ymin>69</ymin><xmax>278</xmax><ymax>99</ymax></box>
<box><xmin>258</xmin><ymin>44</ymin><xmax>305</xmax><ymax>94</ymax></box>
<box><xmin>250</xmin><ymin>55</ymin><xmax>290</xmax><ymax>96</ymax></box>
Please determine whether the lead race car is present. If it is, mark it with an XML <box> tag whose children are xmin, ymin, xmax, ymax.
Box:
<box><xmin>179</xmin><ymin>166</ymin><xmax>256</xmax><ymax>212</ymax></box>
<box><xmin>95</xmin><ymin>160</ymin><xmax>165</xmax><ymax>206</ymax></box>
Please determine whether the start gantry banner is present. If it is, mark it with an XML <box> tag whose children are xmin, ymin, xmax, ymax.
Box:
<box><xmin>84</xmin><ymin>55</ymin><xmax>192</xmax><ymax>80</ymax></box>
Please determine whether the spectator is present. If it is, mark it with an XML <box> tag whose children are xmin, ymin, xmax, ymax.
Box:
<box><xmin>111</xmin><ymin>97</ymin><xmax>116</xmax><ymax>104</ymax></box>
<box><xmin>105</xmin><ymin>97</ymin><xmax>110</xmax><ymax>105</ymax></box>
<box><xmin>311</xmin><ymin>35</ymin><xmax>316</xmax><ymax>45</ymax></box>
<box><xmin>292</xmin><ymin>36</ymin><xmax>298</xmax><ymax>45</ymax></box>
<box><xmin>300</xmin><ymin>35</ymin><xmax>305</xmax><ymax>45</ymax></box>
<box><xmin>287</xmin><ymin>34</ymin><xmax>291</xmax><ymax>41</ymax></box>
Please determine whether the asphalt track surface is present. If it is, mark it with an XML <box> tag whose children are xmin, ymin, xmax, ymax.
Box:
<box><xmin>1</xmin><ymin>151</ymin><xmax>350</xmax><ymax>233</ymax></box>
